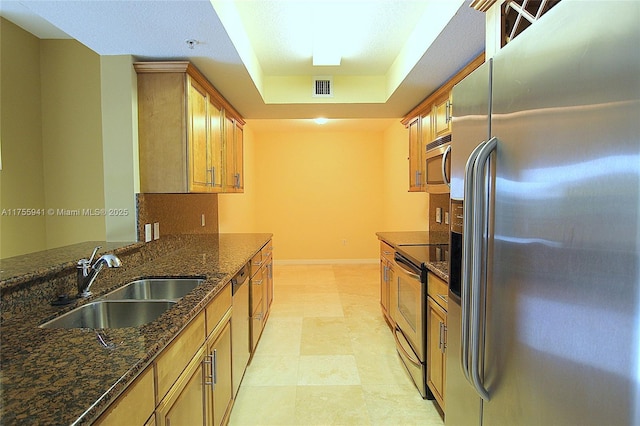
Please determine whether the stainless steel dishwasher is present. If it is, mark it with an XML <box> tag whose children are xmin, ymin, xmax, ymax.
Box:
<box><xmin>231</xmin><ymin>263</ymin><xmax>250</xmax><ymax>398</ymax></box>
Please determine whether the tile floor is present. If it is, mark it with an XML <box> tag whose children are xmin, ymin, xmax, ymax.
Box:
<box><xmin>228</xmin><ymin>263</ymin><xmax>445</xmax><ymax>426</ymax></box>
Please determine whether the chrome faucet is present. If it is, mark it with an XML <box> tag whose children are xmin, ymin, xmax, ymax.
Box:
<box><xmin>77</xmin><ymin>246</ymin><xmax>122</xmax><ymax>298</ymax></box>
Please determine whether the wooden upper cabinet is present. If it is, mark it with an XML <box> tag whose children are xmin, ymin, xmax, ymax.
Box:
<box><xmin>402</xmin><ymin>53</ymin><xmax>484</xmax><ymax>192</ymax></box>
<box><xmin>135</xmin><ymin>61</ymin><xmax>244</xmax><ymax>194</ymax></box>
<box><xmin>433</xmin><ymin>91</ymin><xmax>453</xmax><ymax>139</ymax></box>
<box><xmin>408</xmin><ymin>117</ymin><xmax>423</xmax><ymax>192</ymax></box>
<box><xmin>224</xmin><ymin>115</ymin><xmax>244</xmax><ymax>192</ymax></box>
<box><xmin>188</xmin><ymin>78</ymin><xmax>210</xmax><ymax>192</ymax></box>
<box><xmin>208</xmin><ymin>96</ymin><xmax>224</xmax><ymax>191</ymax></box>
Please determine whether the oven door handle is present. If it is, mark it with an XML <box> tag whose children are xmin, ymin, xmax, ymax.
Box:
<box><xmin>392</xmin><ymin>326</ymin><xmax>421</xmax><ymax>367</ymax></box>
<box><xmin>394</xmin><ymin>255</ymin><xmax>421</xmax><ymax>279</ymax></box>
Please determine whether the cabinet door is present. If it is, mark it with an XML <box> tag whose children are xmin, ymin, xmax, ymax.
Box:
<box><xmin>208</xmin><ymin>97</ymin><xmax>224</xmax><ymax>191</ymax></box>
<box><xmin>156</xmin><ymin>346</ymin><xmax>207</xmax><ymax>426</ymax></box>
<box><xmin>427</xmin><ymin>298</ymin><xmax>447</xmax><ymax>409</ymax></box>
<box><xmin>234</xmin><ymin>124</ymin><xmax>244</xmax><ymax>191</ymax></box>
<box><xmin>223</xmin><ymin>115</ymin><xmax>243</xmax><ymax>192</ymax></box>
<box><xmin>408</xmin><ymin>117</ymin><xmax>423</xmax><ymax>192</ymax></box>
<box><xmin>188</xmin><ymin>78</ymin><xmax>211</xmax><ymax>192</ymax></box>
<box><xmin>433</xmin><ymin>92</ymin><xmax>453</xmax><ymax>138</ymax></box>
<box><xmin>207</xmin><ymin>321</ymin><xmax>233</xmax><ymax>426</ymax></box>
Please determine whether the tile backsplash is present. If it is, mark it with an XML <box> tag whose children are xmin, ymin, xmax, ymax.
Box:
<box><xmin>136</xmin><ymin>193</ymin><xmax>219</xmax><ymax>241</ymax></box>
<box><xmin>429</xmin><ymin>193</ymin><xmax>450</xmax><ymax>233</ymax></box>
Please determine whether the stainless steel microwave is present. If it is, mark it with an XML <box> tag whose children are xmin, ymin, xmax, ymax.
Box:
<box><xmin>424</xmin><ymin>134</ymin><xmax>451</xmax><ymax>193</ymax></box>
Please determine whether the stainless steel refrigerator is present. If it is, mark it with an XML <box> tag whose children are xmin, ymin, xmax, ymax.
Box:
<box><xmin>446</xmin><ymin>1</ymin><xmax>640</xmax><ymax>425</ymax></box>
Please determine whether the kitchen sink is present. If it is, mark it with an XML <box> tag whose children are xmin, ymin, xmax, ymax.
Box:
<box><xmin>101</xmin><ymin>278</ymin><xmax>203</xmax><ymax>301</ymax></box>
<box><xmin>40</xmin><ymin>300</ymin><xmax>176</xmax><ymax>329</ymax></box>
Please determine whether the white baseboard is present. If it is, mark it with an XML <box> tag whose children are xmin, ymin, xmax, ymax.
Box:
<box><xmin>274</xmin><ymin>258</ymin><xmax>378</xmax><ymax>265</ymax></box>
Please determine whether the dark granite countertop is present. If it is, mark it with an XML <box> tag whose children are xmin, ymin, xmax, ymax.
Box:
<box><xmin>376</xmin><ymin>231</ymin><xmax>449</xmax><ymax>282</ymax></box>
<box><xmin>0</xmin><ymin>233</ymin><xmax>272</xmax><ymax>425</ymax></box>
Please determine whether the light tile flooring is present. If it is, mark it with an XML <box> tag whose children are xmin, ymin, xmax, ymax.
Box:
<box><xmin>228</xmin><ymin>264</ymin><xmax>445</xmax><ymax>426</ymax></box>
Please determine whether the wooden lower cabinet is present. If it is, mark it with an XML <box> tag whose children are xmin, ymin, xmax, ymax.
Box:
<box><xmin>207</xmin><ymin>320</ymin><xmax>232</xmax><ymax>426</ymax></box>
<box><xmin>156</xmin><ymin>346</ymin><xmax>208</xmax><ymax>426</ymax></box>
<box><xmin>156</xmin><ymin>310</ymin><xmax>232</xmax><ymax>426</ymax></box>
<box><xmin>249</xmin><ymin>240</ymin><xmax>274</xmax><ymax>354</ymax></box>
<box><xmin>426</xmin><ymin>272</ymin><xmax>449</xmax><ymax>410</ymax></box>
<box><xmin>427</xmin><ymin>298</ymin><xmax>447</xmax><ymax>409</ymax></box>
<box><xmin>94</xmin><ymin>367</ymin><xmax>155</xmax><ymax>425</ymax></box>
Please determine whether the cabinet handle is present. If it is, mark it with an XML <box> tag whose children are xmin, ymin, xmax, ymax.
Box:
<box><xmin>437</xmin><ymin>294</ymin><xmax>447</xmax><ymax>304</ymax></box>
<box><xmin>254</xmin><ymin>279</ymin><xmax>264</xmax><ymax>286</ymax></box>
<box><xmin>445</xmin><ymin>100</ymin><xmax>452</xmax><ymax>124</ymax></box>
<box><xmin>203</xmin><ymin>354</ymin><xmax>214</xmax><ymax>389</ymax></box>
<box><xmin>213</xmin><ymin>349</ymin><xmax>218</xmax><ymax>386</ymax></box>
<box><xmin>211</xmin><ymin>167</ymin><xmax>216</xmax><ymax>186</ymax></box>
<box><xmin>438</xmin><ymin>322</ymin><xmax>443</xmax><ymax>350</ymax></box>
<box><xmin>443</xmin><ymin>324</ymin><xmax>447</xmax><ymax>353</ymax></box>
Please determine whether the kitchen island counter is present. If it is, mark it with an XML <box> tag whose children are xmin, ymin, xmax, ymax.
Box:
<box><xmin>0</xmin><ymin>233</ymin><xmax>272</xmax><ymax>425</ymax></box>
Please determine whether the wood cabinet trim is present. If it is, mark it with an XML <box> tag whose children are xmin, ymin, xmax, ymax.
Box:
<box><xmin>471</xmin><ymin>0</ymin><xmax>498</xmax><ymax>12</ymax></box>
<box><xmin>134</xmin><ymin>61</ymin><xmax>245</xmax><ymax>126</ymax></box>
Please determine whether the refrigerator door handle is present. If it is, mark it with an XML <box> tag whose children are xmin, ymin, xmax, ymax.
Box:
<box><xmin>469</xmin><ymin>136</ymin><xmax>497</xmax><ymax>402</ymax></box>
<box><xmin>461</xmin><ymin>140</ymin><xmax>487</xmax><ymax>383</ymax></box>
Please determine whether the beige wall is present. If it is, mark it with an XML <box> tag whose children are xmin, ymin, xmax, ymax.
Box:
<box><xmin>100</xmin><ymin>55</ymin><xmax>139</xmax><ymax>242</ymax></box>
<box><xmin>40</xmin><ymin>39</ymin><xmax>106</xmax><ymax>248</ymax></box>
<box><xmin>1</xmin><ymin>21</ymin><xmax>123</xmax><ymax>258</ymax></box>
<box><xmin>381</xmin><ymin>121</ymin><xmax>430</xmax><ymax>231</ymax></box>
<box><xmin>219</xmin><ymin>119</ymin><xmax>428</xmax><ymax>262</ymax></box>
<box><xmin>0</xmin><ymin>18</ymin><xmax>47</xmax><ymax>258</ymax></box>
<box><xmin>218</xmin><ymin>125</ymin><xmax>258</xmax><ymax>232</ymax></box>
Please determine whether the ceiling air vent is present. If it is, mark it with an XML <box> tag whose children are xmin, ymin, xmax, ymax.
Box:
<box><xmin>313</xmin><ymin>76</ymin><xmax>333</xmax><ymax>98</ymax></box>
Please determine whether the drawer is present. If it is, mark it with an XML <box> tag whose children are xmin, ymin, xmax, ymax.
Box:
<box><xmin>94</xmin><ymin>366</ymin><xmax>154</xmax><ymax>426</ymax></box>
<box><xmin>251</xmin><ymin>239</ymin><xmax>273</xmax><ymax>277</ymax></box>
<box><xmin>206</xmin><ymin>282</ymin><xmax>232</xmax><ymax>338</ymax></box>
<box><xmin>155</xmin><ymin>312</ymin><xmax>206</xmax><ymax>400</ymax></box>
<box><xmin>428</xmin><ymin>272</ymin><xmax>448</xmax><ymax>310</ymax></box>
<box><xmin>380</xmin><ymin>241</ymin><xmax>395</xmax><ymax>263</ymax></box>
<box><xmin>251</xmin><ymin>266</ymin><xmax>266</xmax><ymax>313</ymax></box>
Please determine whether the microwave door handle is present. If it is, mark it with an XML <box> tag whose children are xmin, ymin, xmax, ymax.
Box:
<box><xmin>442</xmin><ymin>144</ymin><xmax>452</xmax><ymax>187</ymax></box>
<box><xmin>461</xmin><ymin>140</ymin><xmax>486</xmax><ymax>383</ymax></box>
<box><xmin>469</xmin><ymin>137</ymin><xmax>497</xmax><ymax>402</ymax></box>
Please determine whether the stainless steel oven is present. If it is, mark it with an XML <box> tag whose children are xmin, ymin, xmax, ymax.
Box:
<box><xmin>391</xmin><ymin>252</ymin><xmax>430</xmax><ymax>399</ymax></box>
<box><xmin>425</xmin><ymin>134</ymin><xmax>451</xmax><ymax>194</ymax></box>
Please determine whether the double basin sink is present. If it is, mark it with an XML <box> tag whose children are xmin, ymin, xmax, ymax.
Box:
<box><xmin>40</xmin><ymin>278</ymin><xmax>204</xmax><ymax>329</ymax></box>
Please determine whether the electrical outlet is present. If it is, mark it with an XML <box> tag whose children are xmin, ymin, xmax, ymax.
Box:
<box><xmin>445</xmin><ymin>212</ymin><xmax>450</xmax><ymax>225</ymax></box>
<box><xmin>153</xmin><ymin>222</ymin><xmax>160</xmax><ymax>240</ymax></box>
<box><xmin>436</xmin><ymin>207</ymin><xmax>442</xmax><ymax>224</ymax></box>
<box><xmin>201</xmin><ymin>214</ymin><xmax>206</xmax><ymax>227</ymax></box>
<box><xmin>144</xmin><ymin>224</ymin><xmax>152</xmax><ymax>242</ymax></box>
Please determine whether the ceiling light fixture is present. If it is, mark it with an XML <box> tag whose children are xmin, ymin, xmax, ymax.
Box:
<box><xmin>185</xmin><ymin>39</ymin><xmax>199</xmax><ymax>49</ymax></box>
<box><xmin>314</xmin><ymin>117</ymin><xmax>329</xmax><ymax>125</ymax></box>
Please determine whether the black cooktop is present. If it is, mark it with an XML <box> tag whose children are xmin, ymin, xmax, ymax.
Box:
<box><xmin>397</xmin><ymin>244</ymin><xmax>449</xmax><ymax>268</ymax></box>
